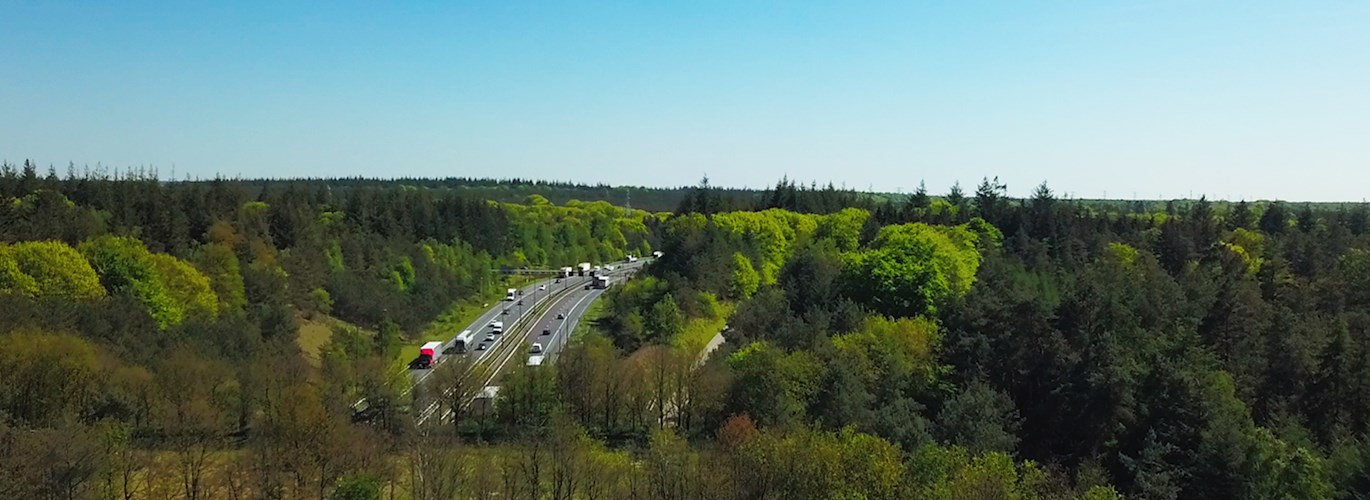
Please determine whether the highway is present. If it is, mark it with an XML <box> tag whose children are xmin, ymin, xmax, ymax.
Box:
<box><xmin>405</xmin><ymin>271</ymin><xmax>584</xmax><ymax>388</ymax></box>
<box><xmin>406</xmin><ymin>259</ymin><xmax>649</xmax><ymax>425</ymax></box>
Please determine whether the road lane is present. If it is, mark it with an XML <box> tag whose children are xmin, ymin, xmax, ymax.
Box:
<box><xmin>406</xmin><ymin>273</ymin><xmax>591</xmax><ymax>387</ymax></box>
<box><xmin>414</xmin><ymin>262</ymin><xmax>648</xmax><ymax>424</ymax></box>
<box><xmin>491</xmin><ymin>263</ymin><xmax>642</xmax><ymax>375</ymax></box>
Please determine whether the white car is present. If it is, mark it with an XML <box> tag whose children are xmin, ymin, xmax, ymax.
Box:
<box><xmin>539</xmin><ymin>285</ymin><xmax>546</xmax><ymax>291</ymax></box>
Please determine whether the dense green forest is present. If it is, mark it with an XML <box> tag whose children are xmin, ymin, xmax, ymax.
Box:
<box><xmin>169</xmin><ymin>173</ymin><xmax>890</xmax><ymax>214</ymax></box>
<box><xmin>3</xmin><ymin>160</ymin><xmax>1370</xmax><ymax>499</ymax></box>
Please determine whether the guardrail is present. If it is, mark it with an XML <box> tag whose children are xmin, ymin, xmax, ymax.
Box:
<box><xmin>414</xmin><ymin>277</ymin><xmax>584</xmax><ymax>425</ymax></box>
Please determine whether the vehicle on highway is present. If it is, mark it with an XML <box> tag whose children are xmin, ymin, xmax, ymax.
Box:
<box><xmin>506</xmin><ymin>288</ymin><xmax>516</xmax><ymax>301</ymax></box>
<box><xmin>517</xmin><ymin>299</ymin><xmax>523</xmax><ymax>305</ymax></box>
<box><xmin>556</xmin><ymin>313</ymin><xmax>565</xmax><ymax>319</ymax></box>
<box><xmin>502</xmin><ymin>308</ymin><xmax>509</xmax><ymax>315</ymax></box>
<box><xmin>491</xmin><ymin>321</ymin><xmax>503</xmax><ymax>332</ymax></box>
<box><xmin>410</xmin><ymin>341</ymin><xmax>444</xmax><ymax>369</ymax></box>
<box><xmin>555</xmin><ymin>278</ymin><xmax>561</xmax><ymax>283</ymax></box>
<box><xmin>530</xmin><ymin>343</ymin><xmax>543</xmax><ymax>354</ymax></box>
<box><xmin>539</xmin><ymin>284</ymin><xmax>546</xmax><ymax>291</ymax></box>
<box><xmin>541</xmin><ymin>328</ymin><xmax>550</xmax><ymax>336</ymax></box>
<box><xmin>476</xmin><ymin>343</ymin><xmax>487</xmax><ymax>351</ymax></box>
<box><xmin>452</xmin><ymin>329</ymin><xmax>474</xmax><ymax>353</ymax></box>
<box><xmin>584</xmin><ymin>284</ymin><xmax>591</xmax><ymax>290</ymax></box>
<box><xmin>485</xmin><ymin>334</ymin><xmax>495</xmax><ymax>342</ymax></box>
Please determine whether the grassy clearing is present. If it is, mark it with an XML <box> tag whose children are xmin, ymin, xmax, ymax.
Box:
<box><xmin>673</xmin><ymin>302</ymin><xmax>735</xmax><ymax>356</ymax></box>
<box><xmin>572</xmin><ymin>299</ymin><xmax>609</xmax><ymax>339</ymax></box>
<box><xmin>295</xmin><ymin>313</ymin><xmax>342</xmax><ymax>369</ymax></box>
<box><xmin>396</xmin><ymin>343</ymin><xmax>420</xmax><ymax>368</ymax></box>
<box><xmin>420</xmin><ymin>301</ymin><xmax>488</xmax><ymax>342</ymax></box>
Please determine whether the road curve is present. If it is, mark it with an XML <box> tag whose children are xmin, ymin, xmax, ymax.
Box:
<box><xmin>410</xmin><ymin>261</ymin><xmax>648</xmax><ymax>424</ymax></box>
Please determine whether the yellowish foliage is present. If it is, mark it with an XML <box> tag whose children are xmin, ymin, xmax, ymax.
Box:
<box><xmin>150</xmin><ymin>253</ymin><xmax>220</xmax><ymax>318</ymax></box>
<box><xmin>10</xmin><ymin>241</ymin><xmax>106</xmax><ymax>300</ymax></box>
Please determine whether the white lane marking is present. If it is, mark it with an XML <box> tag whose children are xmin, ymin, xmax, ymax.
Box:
<box><xmin>546</xmin><ymin>288</ymin><xmax>601</xmax><ymax>358</ymax></box>
<box><xmin>414</xmin><ymin>277</ymin><xmax>586</xmax><ymax>423</ymax></box>
<box><xmin>407</xmin><ymin>277</ymin><xmax>565</xmax><ymax>390</ymax></box>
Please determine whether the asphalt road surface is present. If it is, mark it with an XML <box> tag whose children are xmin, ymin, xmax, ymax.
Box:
<box><xmin>407</xmin><ymin>260</ymin><xmax>649</xmax><ymax>424</ymax></box>
<box><xmin>407</xmin><ymin>259</ymin><xmax>649</xmax><ymax>387</ymax></box>
<box><xmin>490</xmin><ymin>262</ymin><xmax>643</xmax><ymax>376</ymax></box>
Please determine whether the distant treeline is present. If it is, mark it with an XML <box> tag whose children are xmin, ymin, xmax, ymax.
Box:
<box><xmin>206</xmin><ymin>174</ymin><xmax>901</xmax><ymax>214</ymax></box>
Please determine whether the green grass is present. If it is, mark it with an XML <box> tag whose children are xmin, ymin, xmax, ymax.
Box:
<box><xmin>572</xmin><ymin>299</ymin><xmax>610</xmax><ymax>339</ymax></box>
<box><xmin>571</xmin><ymin>298</ymin><xmax>731</xmax><ymax>357</ymax></box>
<box><xmin>396</xmin><ymin>344</ymin><xmax>420</xmax><ymax>367</ymax></box>
<box><xmin>390</xmin><ymin>276</ymin><xmax>541</xmax><ymax>370</ymax></box>
<box><xmin>295</xmin><ymin>315</ymin><xmax>336</xmax><ymax>369</ymax></box>
<box><xmin>672</xmin><ymin>302</ymin><xmax>734</xmax><ymax>355</ymax></box>
<box><xmin>420</xmin><ymin>301</ymin><xmax>489</xmax><ymax>341</ymax></box>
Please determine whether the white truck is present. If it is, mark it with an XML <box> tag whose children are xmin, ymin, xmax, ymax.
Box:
<box><xmin>506</xmin><ymin>288</ymin><xmax>517</xmax><ymax>301</ymax></box>
<box><xmin>577</xmin><ymin>262</ymin><xmax>591</xmax><ymax>276</ymax></box>
<box><xmin>452</xmin><ymin>330</ymin><xmax>474</xmax><ymax>353</ymax></box>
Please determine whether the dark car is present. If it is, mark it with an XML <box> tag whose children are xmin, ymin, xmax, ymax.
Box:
<box><xmin>476</xmin><ymin>343</ymin><xmax>487</xmax><ymax>351</ymax></box>
<box><xmin>556</xmin><ymin>313</ymin><xmax>565</xmax><ymax>320</ymax></box>
<box><xmin>541</xmin><ymin>329</ymin><xmax>551</xmax><ymax>336</ymax></box>
<box><xmin>517</xmin><ymin>300</ymin><xmax>523</xmax><ymax>306</ymax></box>
<box><xmin>408</xmin><ymin>354</ymin><xmax>433</xmax><ymax>370</ymax></box>
<box><xmin>584</xmin><ymin>284</ymin><xmax>591</xmax><ymax>290</ymax></box>
<box><xmin>502</xmin><ymin>308</ymin><xmax>509</xmax><ymax>315</ymax></box>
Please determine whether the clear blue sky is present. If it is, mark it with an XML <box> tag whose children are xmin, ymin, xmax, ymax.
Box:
<box><xmin>2</xmin><ymin>2</ymin><xmax>1367</xmax><ymax>201</ymax></box>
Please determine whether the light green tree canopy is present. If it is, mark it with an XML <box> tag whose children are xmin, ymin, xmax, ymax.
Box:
<box><xmin>79</xmin><ymin>236</ymin><xmax>187</xmax><ymax>328</ymax></box>
<box><xmin>10</xmin><ymin>241</ymin><xmax>106</xmax><ymax>300</ymax></box>
<box><xmin>0</xmin><ymin>244</ymin><xmax>41</xmax><ymax>296</ymax></box>
<box><xmin>728</xmin><ymin>252</ymin><xmax>761</xmax><ymax>299</ymax></box>
<box><xmin>816</xmin><ymin>207</ymin><xmax>870</xmax><ymax>252</ymax></box>
<box><xmin>842</xmin><ymin>222</ymin><xmax>984</xmax><ymax>317</ymax></box>
<box><xmin>833</xmin><ymin>315</ymin><xmax>942</xmax><ymax>392</ymax></box>
<box><xmin>149</xmin><ymin>253</ymin><xmax>219</xmax><ymax>318</ymax></box>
